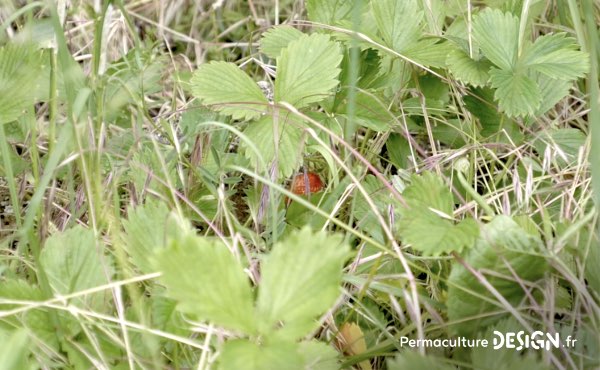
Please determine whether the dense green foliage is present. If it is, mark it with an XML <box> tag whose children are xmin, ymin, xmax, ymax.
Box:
<box><xmin>0</xmin><ymin>0</ymin><xmax>598</xmax><ymax>369</ymax></box>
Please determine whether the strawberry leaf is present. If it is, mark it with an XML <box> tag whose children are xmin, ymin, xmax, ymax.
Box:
<box><xmin>191</xmin><ymin>61</ymin><xmax>268</xmax><ymax>120</ymax></box>
<box><xmin>275</xmin><ymin>34</ymin><xmax>342</xmax><ymax>109</ymax></box>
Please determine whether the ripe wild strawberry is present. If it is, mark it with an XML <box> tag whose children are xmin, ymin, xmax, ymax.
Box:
<box><xmin>286</xmin><ymin>172</ymin><xmax>324</xmax><ymax>206</ymax></box>
<box><xmin>291</xmin><ymin>172</ymin><xmax>323</xmax><ymax>195</ymax></box>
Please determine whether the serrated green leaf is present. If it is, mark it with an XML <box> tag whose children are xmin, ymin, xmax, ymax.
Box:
<box><xmin>386</xmin><ymin>133</ymin><xmax>412</xmax><ymax>169</ymax></box>
<box><xmin>275</xmin><ymin>34</ymin><xmax>342</xmax><ymax>109</ymax></box>
<box><xmin>352</xmin><ymin>175</ymin><xmax>395</xmax><ymax>243</ymax></box>
<box><xmin>387</xmin><ymin>351</ymin><xmax>454</xmax><ymax>370</ymax></box>
<box><xmin>402</xmin><ymin>172</ymin><xmax>453</xmax><ymax>215</ymax></box>
<box><xmin>404</xmin><ymin>39</ymin><xmax>452</xmax><ymax>68</ymax></box>
<box><xmin>0</xmin><ymin>43</ymin><xmax>44</xmax><ymax>124</ymax></box>
<box><xmin>338</xmin><ymin>90</ymin><xmax>392</xmax><ymax>131</ymax></box>
<box><xmin>122</xmin><ymin>200</ymin><xmax>170</xmax><ymax>274</ymax></box>
<box><xmin>489</xmin><ymin>68</ymin><xmax>541</xmax><ymax>117</ymax></box>
<box><xmin>521</xmin><ymin>33</ymin><xmax>589</xmax><ymax>80</ymax></box>
<box><xmin>155</xmin><ymin>234</ymin><xmax>256</xmax><ymax>334</ymax></box>
<box><xmin>447</xmin><ymin>48</ymin><xmax>492</xmax><ymax>86</ymax></box>
<box><xmin>472</xmin><ymin>9</ymin><xmax>519</xmax><ymax>70</ymax></box>
<box><xmin>260</xmin><ymin>26</ymin><xmax>304</xmax><ymax>59</ymax></box>
<box><xmin>305</xmin><ymin>0</ymin><xmax>355</xmax><ymax>25</ymax></box>
<box><xmin>151</xmin><ymin>293</ymin><xmax>187</xmax><ymax>335</ymax></box>
<box><xmin>191</xmin><ymin>61</ymin><xmax>268</xmax><ymax>120</ymax></box>
<box><xmin>398</xmin><ymin>206</ymin><xmax>479</xmax><ymax>255</ymax></box>
<box><xmin>40</xmin><ymin>226</ymin><xmax>113</xmax><ymax>310</ymax></box>
<box><xmin>0</xmin><ymin>280</ymin><xmax>60</xmax><ymax>349</ymax></box>
<box><xmin>463</xmin><ymin>87</ymin><xmax>523</xmax><ymax>143</ymax></box>
<box><xmin>256</xmin><ymin>228</ymin><xmax>349</xmax><ymax>340</ymax></box>
<box><xmin>218</xmin><ymin>340</ymin><xmax>304</xmax><ymax>370</ymax></box>
<box><xmin>242</xmin><ymin>116</ymin><xmax>304</xmax><ymax>178</ymax></box>
<box><xmin>535</xmin><ymin>73</ymin><xmax>572</xmax><ymax>116</ymax></box>
<box><xmin>371</xmin><ymin>0</ymin><xmax>422</xmax><ymax>53</ymax></box>
<box><xmin>447</xmin><ymin>216</ymin><xmax>549</xmax><ymax>336</ymax></box>
<box><xmin>377</xmin><ymin>54</ymin><xmax>412</xmax><ymax>96</ymax></box>
<box><xmin>299</xmin><ymin>341</ymin><xmax>340</xmax><ymax>370</ymax></box>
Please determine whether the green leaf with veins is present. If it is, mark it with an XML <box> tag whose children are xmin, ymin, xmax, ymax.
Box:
<box><xmin>446</xmin><ymin>48</ymin><xmax>493</xmax><ymax>87</ymax></box>
<box><xmin>397</xmin><ymin>172</ymin><xmax>479</xmax><ymax>256</ymax></box>
<box><xmin>191</xmin><ymin>61</ymin><xmax>268</xmax><ymax>120</ymax></box>
<box><xmin>401</xmin><ymin>172</ymin><xmax>453</xmax><ymax>215</ymax></box>
<box><xmin>40</xmin><ymin>226</ymin><xmax>113</xmax><ymax>311</ymax></box>
<box><xmin>305</xmin><ymin>0</ymin><xmax>355</xmax><ymax>25</ymax></box>
<box><xmin>275</xmin><ymin>33</ymin><xmax>342</xmax><ymax>109</ymax></box>
<box><xmin>122</xmin><ymin>199</ymin><xmax>170</xmax><ymax>274</ymax></box>
<box><xmin>218</xmin><ymin>340</ymin><xmax>304</xmax><ymax>370</ymax></box>
<box><xmin>242</xmin><ymin>116</ymin><xmax>304</xmax><ymax>178</ymax></box>
<box><xmin>256</xmin><ymin>228</ymin><xmax>349</xmax><ymax>340</ymax></box>
<box><xmin>472</xmin><ymin>8</ymin><xmax>519</xmax><ymax>70</ymax></box>
<box><xmin>371</xmin><ymin>0</ymin><xmax>423</xmax><ymax>53</ymax></box>
<box><xmin>535</xmin><ymin>73</ymin><xmax>572</xmax><ymax>116</ymax></box>
<box><xmin>447</xmin><ymin>216</ymin><xmax>548</xmax><ymax>336</ymax></box>
<box><xmin>260</xmin><ymin>26</ymin><xmax>304</xmax><ymax>59</ymax></box>
<box><xmin>156</xmin><ymin>234</ymin><xmax>256</xmax><ymax>334</ymax></box>
<box><xmin>489</xmin><ymin>68</ymin><xmax>541</xmax><ymax>117</ymax></box>
<box><xmin>0</xmin><ymin>43</ymin><xmax>44</xmax><ymax>124</ymax></box>
<box><xmin>521</xmin><ymin>33</ymin><xmax>589</xmax><ymax>80</ymax></box>
<box><xmin>399</xmin><ymin>206</ymin><xmax>479</xmax><ymax>256</ymax></box>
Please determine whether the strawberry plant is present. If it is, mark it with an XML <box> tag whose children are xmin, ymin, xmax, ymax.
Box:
<box><xmin>0</xmin><ymin>0</ymin><xmax>598</xmax><ymax>369</ymax></box>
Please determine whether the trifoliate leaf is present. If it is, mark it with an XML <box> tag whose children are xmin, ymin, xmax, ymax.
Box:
<box><xmin>387</xmin><ymin>351</ymin><xmax>454</xmax><ymax>370</ymax></box>
<box><xmin>191</xmin><ymin>61</ymin><xmax>268</xmax><ymax>120</ymax></box>
<box><xmin>122</xmin><ymin>200</ymin><xmax>170</xmax><ymax>274</ymax></box>
<box><xmin>489</xmin><ymin>68</ymin><xmax>541</xmax><ymax>117</ymax></box>
<box><xmin>218</xmin><ymin>340</ymin><xmax>304</xmax><ymax>370</ymax></box>
<box><xmin>472</xmin><ymin>9</ymin><xmax>519</xmax><ymax>70</ymax></box>
<box><xmin>521</xmin><ymin>33</ymin><xmax>589</xmax><ymax>80</ymax></box>
<box><xmin>260</xmin><ymin>26</ymin><xmax>304</xmax><ymax>59</ymax></box>
<box><xmin>371</xmin><ymin>0</ymin><xmax>422</xmax><ymax>53</ymax></box>
<box><xmin>155</xmin><ymin>234</ymin><xmax>256</xmax><ymax>334</ymax></box>
<box><xmin>275</xmin><ymin>34</ymin><xmax>342</xmax><ymax>109</ymax></box>
<box><xmin>256</xmin><ymin>228</ymin><xmax>349</xmax><ymax>340</ymax></box>
<box><xmin>40</xmin><ymin>226</ymin><xmax>113</xmax><ymax>310</ymax></box>
<box><xmin>0</xmin><ymin>43</ymin><xmax>44</xmax><ymax>124</ymax></box>
<box><xmin>447</xmin><ymin>216</ymin><xmax>549</xmax><ymax>336</ymax></box>
<box><xmin>446</xmin><ymin>48</ymin><xmax>492</xmax><ymax>87</ymax></box>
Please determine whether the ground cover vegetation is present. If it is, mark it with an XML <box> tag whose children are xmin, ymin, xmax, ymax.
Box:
<box><xmin>0</xmin><ymin>0</ymin><xmax>598</xmax><ymax>369</ymax></box>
